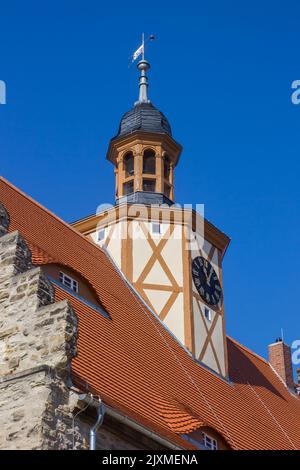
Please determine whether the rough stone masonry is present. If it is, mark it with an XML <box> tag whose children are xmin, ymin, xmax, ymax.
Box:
<box><xmin>0</xmin><ymin>203</ymin><xmax>84</xmax><ymax>449</ymax></box>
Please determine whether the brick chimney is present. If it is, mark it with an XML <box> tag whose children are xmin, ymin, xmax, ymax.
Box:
<box><xmin>268</xmin><ymin>338</ymin><xmax>294</xmax><ymax>389</ymax></box>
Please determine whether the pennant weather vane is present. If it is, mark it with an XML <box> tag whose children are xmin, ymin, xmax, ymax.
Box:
<box><xmin>129</xmin><ymin>34</ymin><xmax>155</xmax><ymax>104</ymax></box>
<box><xmin>130</xmin><ymin>33</ymin><xmax>155</xmax><ymax>64</ymax></box>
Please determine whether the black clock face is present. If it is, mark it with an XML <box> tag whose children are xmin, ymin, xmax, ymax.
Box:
<box><xmin>192</xmin><ymin>256</ymin><xmax>223</xmax><ymax>309</ymax></box>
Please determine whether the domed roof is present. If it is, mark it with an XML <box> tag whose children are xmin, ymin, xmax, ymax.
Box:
<box><xmin>117</xmin><ymin>102</ymin><xmax>172</xmax><ymax>138</ymax></box>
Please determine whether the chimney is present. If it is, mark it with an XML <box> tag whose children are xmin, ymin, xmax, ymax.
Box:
<box><xmin>268</xmin><ymin>338</ymin><xmax>294</xmax><ymax>390</ymax></box>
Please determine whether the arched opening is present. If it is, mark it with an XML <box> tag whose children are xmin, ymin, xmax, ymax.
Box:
<box><xmin>143</xmin><ymin>149</ymin><xmax>156</xmax><ymax>175</ymax></box>
<box><xmin>142</xmin><ymin>178</ymin><xmax>156</xmax><ymax>192</ymax></box>
<box><xmin>124</xmin><ymin>151</ymin><xmax>134</xmax><ymax>177</ymax></box>
<box><xmin>163</xmin><ymin>154</ymin><xmax>171</xmax><ymax>180</ymax></box>
<box><xmin>123</xmin><ymin>180</ymin><xmax>134</xmax><ymax>195</ymax></box>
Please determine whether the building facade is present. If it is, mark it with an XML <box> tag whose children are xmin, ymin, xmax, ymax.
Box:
<box><xmin>0</xmin><ymin>56</ymin><xmax>300</xmax><ymax>450</ymax></box>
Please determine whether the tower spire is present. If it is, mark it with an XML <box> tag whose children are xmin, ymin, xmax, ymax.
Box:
<box><xmin>132</xmin><ymin>33</ymin><xmax>155</xmax><ymax>105</ymax></box>
<box><xmin>137</xmin><ymin>58</ymin><xmax>150</xmax><ymax>104</ymax></box>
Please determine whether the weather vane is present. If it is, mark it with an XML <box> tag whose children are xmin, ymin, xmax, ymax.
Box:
<box><xmin>130</xmin><ymin>33</ymin><xmax>155</xmax><ymax>65</ymax></box>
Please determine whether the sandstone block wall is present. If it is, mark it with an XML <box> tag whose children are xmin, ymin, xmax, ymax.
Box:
<box><xmin>0</xmin><ymin>203</ymin><xmax>84</xmax><ymax>449</ymax></box>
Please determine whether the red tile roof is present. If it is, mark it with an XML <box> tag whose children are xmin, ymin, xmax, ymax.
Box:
<box><xmin>1</xmin><ymin>177</ymin><xmax>300</xmax><ymax>450</ymax></box>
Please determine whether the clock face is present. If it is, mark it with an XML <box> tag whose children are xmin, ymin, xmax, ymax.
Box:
<box><xmin>192</xmin><ymin>256</ymin><xmax>223</xmax><ymax>309</ymax></box>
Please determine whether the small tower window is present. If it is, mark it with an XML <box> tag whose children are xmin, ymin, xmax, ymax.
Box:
<box><xmin>143</xmin><ymin>179</ymin><xmax>156</xmax><ymax>192</ymax></box>
<box><xmin>164</xmin><ymin>154</ymin><xmax>171</xmax><ymax>179</ymax></box>
<box><xmin>124</xmin><ymin>151</ymin><xmax>134</xmax><ymax>177</ymax></box>
<box><xmin>152</xmin><ymin>222</ymin><xmax>161</xmax><ymax>234</ymax></box>
<box><xmin>123</xmin><ymin>180</ymin><xmax>134</xmax><ymax>195</ymax></box>
<box><xmin>98</xmin><ymin>228</ymin><xmax>106</xmax><ymax>242</ymax></box>
<box><xmin>143</xmin><ymin>149</ymin><xmax>156</xmax><ymax>175</ymax></box>
<box><xmin>59</xmin><ymin>271</ymin><xmax>78</xmax><ymax>293</ymax></box>
<box><xmin>204</xmin><ymin>307</ymin><xmax>212</xmax><ymax>322</ymax></box>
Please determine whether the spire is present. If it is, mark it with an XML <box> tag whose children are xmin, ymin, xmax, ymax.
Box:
<box><xmin>137</xmin><ymin>59</ymin><xmax>150</xmax><ymax>103</ymax></box>
<box><xmin>131</xmin><ymin>33</ymin><xmax>155</xmax><ymax>105</ymax></box>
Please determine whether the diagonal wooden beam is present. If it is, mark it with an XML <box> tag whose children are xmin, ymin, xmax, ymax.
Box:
<box><xmin>207</xmin><ymin>244</ymin><xmax>216</xmax><ymax>262</ymax></box>
<box><xmin>155</xmin><ymin>250</ymin><xmax>179</xmax><ymax>288</ymax></box>
<box><xmin>138</xmin><ymin>286</ymin><xmax>157</xmax><ymax>314</ymax></box>
<box><xmin>103</xmin><ymin>224</ymin><xmax>115</xmax><ymax>249</ymax></box>
<box><xmin>159</xmin><ymin>291</ymin><xmax>179</xmax><ymax>321</ymax></box>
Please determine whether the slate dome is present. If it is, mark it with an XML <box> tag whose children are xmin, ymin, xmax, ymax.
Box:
<box><xmin>117</xmin><ymin>102</ymin><xmax>172</xmax><ymax>138</ymax></box>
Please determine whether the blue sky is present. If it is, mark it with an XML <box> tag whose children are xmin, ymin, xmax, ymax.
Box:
<box><xmin>0</xmin><ymin>1</ymin><xmax>299</xmax><ymax>369</ymax></box>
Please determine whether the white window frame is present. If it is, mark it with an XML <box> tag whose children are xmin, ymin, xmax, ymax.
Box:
<box><xmin>59</xmin><ymin>271</ymin><xmax>78</xmax><ymax>293</ymax></box>
<box><xmin>97</xmin><ymin>228</ymin><xmax>106</xmax><ymax>242</ymax></box>
<box><xmin>202</xmin><ymin>432</ymin><xmax>218</xmax><ymax>450</ymax></box>
<box><xmin>152</xmin><ymin>222</ymin><xmax>161</xmax><ymax>235</ymax></box>
<box><xmin>204</xmin><ymin>307</ymin><xmax>212</xmax><ymax>322</ymax></box>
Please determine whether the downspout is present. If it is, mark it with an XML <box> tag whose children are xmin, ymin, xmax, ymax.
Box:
<box><xmin>77</xmin><ymin>395</ymin><xmax>180</xmax><ymax>450</ymax></box>
<box><xmin>90</xmin><ymin>401</ymin><xmax>105</xmax><ymax>450</ymax></box>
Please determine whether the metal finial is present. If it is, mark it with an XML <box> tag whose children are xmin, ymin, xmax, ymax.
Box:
<box><xmin>137</xmin><ymin>59</ymin><xmax>150</xmax><ymax>103</ymax></box>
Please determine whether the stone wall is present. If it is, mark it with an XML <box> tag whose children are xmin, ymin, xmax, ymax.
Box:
<box><xmin>0</xmin><ymin>203</ymin><xmax>84</xmax><ymax>449</ymax></box>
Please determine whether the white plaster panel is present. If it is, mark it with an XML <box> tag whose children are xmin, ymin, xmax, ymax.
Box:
<box><xmin>202</xmin><ymin>342</ymin><xmax>219</xmax><ymax>373</ymax></box>
<box><xmin>106</xmin><ymin>223</ymin><xmax>122</xmax><ymax>269</ymax></box>
<box><xmin>193</xmin><ymin>298</ymin><xmax>206</xmax><ymax>359</ymax></box>
<box><xmin>211</xmin><ymin>314</ymin><xmax>226</xmax><ymax>376</ymax></box>
<box><xmin>90</xmin><ymin>230</ymin><xmax>98</xmax><ymax>244</ymax></box>
<box><xmin>143</xmin><ymin>289</ymin><xmax>172</xmax><ymax>316</ymax></box>
<box><xmin>164</xmin><ymin>293</ymin><xmax>185</xmax><ymax>344</ymax></box>
<box><xmin>144</xmin><ymin>261</ymin><xmax>172</xmax><ymax>286</ymax></box>
<box><xmin>132</xmin><ymin>223</ymin><xmax>154</xmax><ymax>282</ymax></box>
<box><xmin>160</xmin><ymin>230</ymin><xmax>183</xmax><ymax>286</ymax></box>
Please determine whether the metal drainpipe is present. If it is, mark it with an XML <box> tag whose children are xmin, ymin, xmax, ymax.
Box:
<box><xmin>90</xmin><ymin>401</ymin><xmax>105</xmax><ymax>450</ymax></box>
<box><xmin>77</xmin><ymin>393</ymin><xmax>181</xmax><ymax>450</ymax></box>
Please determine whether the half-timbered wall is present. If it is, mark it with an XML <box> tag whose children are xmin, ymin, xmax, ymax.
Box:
<box><xmin>90</xmin><ymin>216</ymin><xmax>227</xmax><ymax>377</ymax></box>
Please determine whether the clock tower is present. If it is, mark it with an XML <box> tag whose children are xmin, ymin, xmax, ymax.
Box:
<box><xmin>73</xmin><ymin>55</ymin><xmax>230</xmax><ymax>378</ymax></box>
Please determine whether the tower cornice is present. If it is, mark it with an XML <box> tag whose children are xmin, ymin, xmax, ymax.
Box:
<box><xmin>106</xmin><ymin>130</ymin><xmax>182</xmax><ymax>166</ymax></box>
<box><xmin>72</xmin><ymin>205</ymin><xmax>230</xmax><ymax>259</ymax></box>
